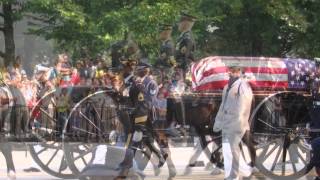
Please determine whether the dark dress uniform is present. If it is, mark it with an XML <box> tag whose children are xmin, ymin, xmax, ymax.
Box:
<box><xmin>175</xmin><ymin>30</ymin><xmax>196</xmax><ymax>71</ymax></box>
<box><xmin>155</xmin><ymin>39</ymin><xmax>175</xmax><ymax>69</ymax></box>
<box><xmin>118</xmin><ymin>68</ymin><xmax>164</xmax><ymax>177</ymax></box>
<box><xmin>309</xmin><ymin>76</ymin><xmax>320</xmax><ymax>139</ymax></box>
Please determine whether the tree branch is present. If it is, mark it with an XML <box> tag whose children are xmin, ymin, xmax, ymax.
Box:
<box><xmin>25</xmin><ymin>14</ymin><xmax>51</xmax><ymax>23</ymax></box>
<box><xmin>0</xmin><ymin>51</ymin><xmax>4</xmax><ymax>58</ymax></box>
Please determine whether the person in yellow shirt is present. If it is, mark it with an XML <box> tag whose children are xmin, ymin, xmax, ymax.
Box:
<box><xmin>56</xmin><ymin>88</ymin><xmax>70</xmax><ymax>137</ymax></box>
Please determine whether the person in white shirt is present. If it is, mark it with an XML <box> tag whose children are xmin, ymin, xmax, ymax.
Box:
<box><xmin>213</xmin><ymin>65</ymin><xmax>253</xmax><ymax>180</ymax></box>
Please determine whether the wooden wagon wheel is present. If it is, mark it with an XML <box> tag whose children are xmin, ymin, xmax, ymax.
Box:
<box><xmin>250</xmin><ymin>92</ymin><xmax>311</xmax><ymax>179</ymax></box>
<box><xmin>63</xmin><ymin>90</ymin><xmax>154</xmax><ymax>177</ymax></box>
<box><xmin>63</xmin><ymin>90</ymin><xmax>131</xmax><ymax>176</ymax></box>
<box><xmin>27</xmin><ymin>89</ymin><xmax>75</xmax><ymax>179</ymax></box>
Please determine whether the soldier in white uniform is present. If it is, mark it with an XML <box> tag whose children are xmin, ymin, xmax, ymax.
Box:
<box><xmin>213</xmin><ymin>65</ymin><xmax>253</xmax><ymax>180</ymax></box>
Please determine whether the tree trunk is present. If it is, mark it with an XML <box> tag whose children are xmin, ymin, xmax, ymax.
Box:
<box><xmin>2</xmin><ymin>3</ymin><xmax>15</xmax><ymax>67</ymax></box>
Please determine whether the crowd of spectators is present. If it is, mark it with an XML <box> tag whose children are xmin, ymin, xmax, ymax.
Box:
<box><xmin>0</xmin><ymin>53</ymin><xmax>189</xmax><ymax>136</ymax></box>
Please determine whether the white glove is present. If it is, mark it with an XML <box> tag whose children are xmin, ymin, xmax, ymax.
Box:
<box><xmin>213</xmin><ymin>122</ymin><xmax>222</xmax><ymax>132</ymax></box>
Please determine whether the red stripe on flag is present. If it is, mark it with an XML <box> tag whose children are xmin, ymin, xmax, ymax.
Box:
<box><xmin>201</xmin><ymin>66</ymin><xmax>287</xmax><ymax>77</ymax></box>
<box><xmin>199</xmin><ymin>67</ymin><xmax>287</xmax><ymax>82</ymax></box>
<box><xmin>193</xmin><ymin>80</ymin><xmax>288</xmax><ymax>92</ymax></box>
<box><xmin>244</xmin><ymin>67</ymin><xmax>288</xmax><ymax>74</ymax></box>
<box><xmin>194</xmin><ymin>80</ymin><xmax>228</xmax><ymax>91</ymax></box>
<box><xmin>249</xmin><ymin>81</ymin><xmax>288</xmax><ymax>88</ymax></box>
<box><xmin>202</xmin><ymin>67</ymin><xmax>229</xmax><ymax>77</ymax></box>
<box><xmin>191</xmin><ymin>64</ymin><xmax>196</xmax><ymax>85</ymax></box>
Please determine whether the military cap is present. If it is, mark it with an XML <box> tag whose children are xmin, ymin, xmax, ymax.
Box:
<box><xmin>159</xmin><ymin>23</ymin><xmax>173</xmax><ymax>31</ymax></box>
<box><xmin>179</xmin><ymin>12</ymin><xmax>197</xmax><ymax>22</ymax></box>
<box><xmin>136</xmin><ymin>62</ymin><xmax>152</xmax><ymax>71</ymax></box>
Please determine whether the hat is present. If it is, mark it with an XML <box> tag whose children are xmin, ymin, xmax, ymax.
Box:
<box><xmin>136</xmin><ymin>62</ymin><xmax>152</xmax><ymax>71</ymax></box>
<box><xmin>228</xmin><ymin>62</ymin><xmax>242</xmax><ymax>71</ymax></box>
<box><xmin>179</xmin><ymin>12</ymin><xmax>197</xmax><ymax>22</ymax></box>
<box><xmin>159</xmin><ymin>23</ymin><xmax>173</xmax><ymax>31</ymax></box>
<box><xmin>41</xmin><ymin>59</ymin><xmax>50</xmax><ymax>66</ymax></box>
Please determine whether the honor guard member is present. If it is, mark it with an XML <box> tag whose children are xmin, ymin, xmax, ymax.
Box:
<box><xmin>175</xmin><ymin>12</ymin><xmax>196</xmax><ymax>73</ymax></box>
<box><xmin>309</xmin><ymin>58</ymin><xmax>320</xmax><ymax>139</ymax></box>
<box><xmin>117</xmin><ymin>63</ymin><xmax>165</xmax><ymax>179</ymax></box>
<box><xmin>134</xmin><ymin>61</ymin><xmax>165</xmax><ymax>163</ymax></box>
<box><xmin>155</xmin><ymin>24</ymin><xmax>176</xmax><ymax>70</ymax></box>
<box><xmin>135</xmin><ymin>62</ymin><xmax>159</xmax><ymax>109</ymax></box>
<box><xmin>110</xmin><ymin>36</ymin><xmax>141</xmax><ymax>68</ymax></box>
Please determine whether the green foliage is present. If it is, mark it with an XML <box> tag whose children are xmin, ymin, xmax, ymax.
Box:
<box><xmin>21</xmin><ymin>0</ymin><xmax>320</xmax><ymax>60</ymax></box>
<box><xmin>26</xmin><ymin>0</ymin><xmax>197</xmax><ymax>60</ymax></box>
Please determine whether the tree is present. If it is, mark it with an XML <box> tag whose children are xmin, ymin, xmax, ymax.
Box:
<box><xmin>0</xmin><ymin>0</ymin><xmax>25</xmax><ymax>66</ymax></box>
<box><xmin>26</xmin><ymin>0</ymin><xmax>200</xmax><ymax>60</ymax></box>
<box><xmin>196</xmin><ymin>0</ymin><xmax>309</xmax><ymax>58</ymax></box>
<box><xmin>23</xmin><ymin>0</ymin><xmax>320</xmax><ymax>60</ymax></box>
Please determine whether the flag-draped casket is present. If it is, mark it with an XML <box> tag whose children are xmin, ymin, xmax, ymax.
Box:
<box><xmin>191</xmin><ymin>56</ymin><xmax>316</xmax><ymax>92</ymax></box>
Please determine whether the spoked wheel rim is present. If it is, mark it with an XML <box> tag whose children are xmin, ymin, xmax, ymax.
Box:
<box><xmin>27</xmin><ymin>89</ymin><xmax>75</xmax><ymax>179</ymax></box>
<box><xmin>250</xmin><ymin>92</ymin><xmax>311</xmax><ymax>179</ymax></box>
<box><xmin>63</xmin><ymin>90</ymin><xmax>129</xmax><ymax>176</ymax></box>
<box><xmin>28</xmin><ymin>142</ymin><xmax>75</xmax><ymax>179</ymax></box>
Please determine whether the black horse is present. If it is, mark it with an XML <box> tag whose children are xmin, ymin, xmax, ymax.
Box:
<box><xmin>167</xmin><ymin>95</ymin><xmax>224</xmax><ymax>167</ymax></box>
<box><xmin>0</xmin><ymin>86</ymin><xmax>17</xmax><ymax>179</ymax></box>
<box><xmin>167</xmin><ymin>93</ymin><xmax>256</xmax><ymax>173</ymax></box>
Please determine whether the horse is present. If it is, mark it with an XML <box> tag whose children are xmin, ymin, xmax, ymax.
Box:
<box><xmin>166</xmin><ymin>91</ymin><xmax>224</xmax><ymax>170</ymax></box>
<box><xmin>167</xmin><ymin>89</ymin><xmax>257</xmax><ymax>174</ymax></box>
<box><xmin>0</xmin><ymin>84</ymin><xmax>17</xmax><ymax>179</ymax></box>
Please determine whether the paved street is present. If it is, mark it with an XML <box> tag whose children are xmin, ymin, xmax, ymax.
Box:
<box><xmin>0</xmin><ymin>142</ymin><xmax>317</xmax><ymax>180</ymax></box>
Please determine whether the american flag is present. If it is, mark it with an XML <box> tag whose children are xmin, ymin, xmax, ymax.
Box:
<box><xmin>191</xmin><ymin>56</ymin><xmax>316</xmax><ymax>91</ymax></box>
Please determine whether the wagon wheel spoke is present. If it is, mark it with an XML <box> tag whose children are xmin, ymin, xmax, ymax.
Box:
<box><xmin>281</xmin><ymin>159</ymin><xmax>286</xmax><ymax>175</ymax></box>
<box><xmin>81</xmin><ymin>156</ymin><xmax>88</xmax><ymax>166</ymax></box>
<box><xmin>74</xmin><ymin>150</ymin><xmax>92</xmax><ymax>161</ymax></box>
<box><xmin>252</xmin><ymin>92</ymin><xmax>311</xmax><ymax>179</ymax></box>
<box><xmin>282</xmin><ymin>135</ymin><xmax>290</xmax><ymax>163</ymax></box>
<box><xmin>270</xmin><ymin>139</ymin><xmax>284</xmax><ymax>172</ymax></box>
<box><xmin>79</xmin><ymin>111</ymin><xmax>103</xmax><ymax>136</ymax></box>
<box><xmin>58</xmin><ymin>157</ymin><xmax>68</xmax><ymax>173</ymax></box>
<box><xmin>296</xmin><ymin>148</ymin><xmax>307</xmax><ymax>165</ymax></box>
<box><xmin>264</xmin><ymin>143</ymin><xmax>280</xmax><ymax>162</ymax></box>
<box><xmin>36</xmin><ymin>147</ymin><xmax>49</xmax><ymax>155</ymax></box>
<box><xmin>39</xmin><ymin>108</ymin><xmax>57</xmax><ymax>123</ymax></box>
<box><xmin>255</xmin><ymin>139</ymin><xmax>275</xmax><ymax>149</ymax></box>
<box><xmin>45</xmin><ymin>149</ymin><xmax>60</xmax><ymax>166</ymax></box>
<box><xmin>288</xmin><ymin>146</ymin><xmax>298</xmax><ymax>173</ymax></box>
<box><xmin>91</xmin><ymin>103</ymin><xmax>103</xmax><ymax>122</ymax></box>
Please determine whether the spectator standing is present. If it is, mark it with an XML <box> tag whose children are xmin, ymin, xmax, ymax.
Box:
<box><xmin>213</xmin><ymin>65</ymin><xmax>253</xmax><ymax>180</ymax></box>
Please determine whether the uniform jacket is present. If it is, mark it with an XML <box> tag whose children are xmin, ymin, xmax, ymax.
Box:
<box><xmin>141</xmin><ymin>75</ymin><xmax>159</xmax><ymax>108</ymax></box>
<box><xmin>175</xmin><ymin>30</ymin><xmax>195</xmax><ymax>70</ymax></box>
<box><xmin>214</xmin><ymin>78</ymin><xmax>253</xmax><ymax>136</ymax></box>
<box><xmin>155</xmin><ymin>39</ymin><xmax>175</xmax><ymax>68</ymax></box>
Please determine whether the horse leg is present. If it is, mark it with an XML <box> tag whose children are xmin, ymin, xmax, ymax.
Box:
<box><xmin>156</xmin><ymin>131</ymin><xmax>176</xmax><ymax>177</ymax></box>
<box><xmin>145</xmin><ymin>137</ymin><xmax>165</xmax><ymax>168</ymax></box>
<box><xmin>0</xmin><ymin>143</ymin><xmax>16</xmax><ymax>175</ymax></box>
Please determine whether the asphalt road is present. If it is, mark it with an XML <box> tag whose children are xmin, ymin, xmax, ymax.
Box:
<box><xmin>0</xmin><ymin>142</ymin><xmax>317</xmax><ymax>180</ymax></box>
